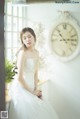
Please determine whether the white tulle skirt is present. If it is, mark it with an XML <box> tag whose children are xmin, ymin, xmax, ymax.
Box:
<box><xmin>8</xmin><ymin>79</ymin><xmax>59</xmax><ymax>119</ymax></box>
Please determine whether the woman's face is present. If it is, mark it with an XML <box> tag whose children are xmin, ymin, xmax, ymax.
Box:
<box><xmin>22</xmin><ymin>31</ymin><xmax>35</xmax><ymax>48</ymax></box>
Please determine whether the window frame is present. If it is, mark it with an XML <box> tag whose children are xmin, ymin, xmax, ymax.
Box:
<box><xmin>5</xmin><ymin>2</ymin><xmax>27</xmax><ymax>61</ymax></box>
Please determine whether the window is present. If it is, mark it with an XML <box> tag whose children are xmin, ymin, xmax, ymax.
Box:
<box><xmin>4</xmin><ymin>1</ymin><xmax>27</xmax><ymax>61</ymax></box>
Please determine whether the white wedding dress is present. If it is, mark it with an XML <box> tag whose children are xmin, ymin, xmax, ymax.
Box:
<box><xmin>8</xmin><ymin>58</ymin><xmax>59</xmax><ymax>119</ymax></box>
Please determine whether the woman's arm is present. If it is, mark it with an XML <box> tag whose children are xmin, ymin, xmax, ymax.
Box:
<box><xmin>17</xmin><ymin>50</ymin><xmax>34</xmax><ymax>94</ymax></box>
<box><xmin>34</xmin><ymin>51</ymin><xmax>42</xmax><ymax>98</ymax></box>
<box><xmin>34</xmin><ymin>51</ymin><xmax>39</xmax><ymax>90</ymax></box>
<box><xmin>34</xmin><ymin>69</ymin><xmax>39</xmax><ymax>90</ymax></box>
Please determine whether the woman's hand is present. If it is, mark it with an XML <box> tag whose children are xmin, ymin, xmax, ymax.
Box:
<box><xmin>33</xmin><ymin>90</ymin><xmax>42</xmax><ymax>98</ymax></box>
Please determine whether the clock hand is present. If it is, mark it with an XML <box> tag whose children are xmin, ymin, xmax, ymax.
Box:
<box><xmin>63</xmin><ymin>39</ymin><xmax>67</xmax><ymax>43</ymax></box>
<box><xmin>57</xmin><ymin>29</ymin><xmax>68</xmax><ymax>43</ymax></box>
<box><xmin>59</xmin><ymin>32</ymin><xmax>62</xmax><ymax>37</ymax></box>
<box><xmin>60</xmin><ymin>38</ymin><xmax>67</xmax><ymax>44</ymax></box>
<box><xmin>57</xmin><ymin>29</ymin><xmax>63</xmax><ymax>38</ymax></box>
<box><xmin>57</xmin><ymin>30</ymin><xmax>65</xmax><ymax>40</ymax></box>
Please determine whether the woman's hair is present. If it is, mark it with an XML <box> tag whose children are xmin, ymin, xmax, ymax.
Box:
<box><xmin>16</xmin><ymin>27</ymin><xmax>36</xmax><ymax>56</ymax></box>
<box><xmin>20</xmin><ymin>27</ymin><xmax>36</xmax><ymax>45</ymax></box>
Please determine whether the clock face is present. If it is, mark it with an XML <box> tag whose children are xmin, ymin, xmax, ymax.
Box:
<box><xmin>51</xmin><ymin>22</ymin><xmax>78</xmax><ymax>57</ymax></box>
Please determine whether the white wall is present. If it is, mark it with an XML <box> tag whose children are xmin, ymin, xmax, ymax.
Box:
<box><xmin>26</xmin><ymin>3</ymin><xmax>80</xmax><ymax>119</ymax></box>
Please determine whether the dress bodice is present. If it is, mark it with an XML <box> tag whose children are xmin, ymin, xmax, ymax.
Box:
<box><xmin>23</xmin><ymin>58</ymin><xmax>38</xmax><ymax>90</ymax></box>
<box><xmin>23</xmin><ymin>58</ymin><xmax>37</xmax><ymax>73</ymax></box>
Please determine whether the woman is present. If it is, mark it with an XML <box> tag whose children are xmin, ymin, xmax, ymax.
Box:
<box><xmin>8</xmin><ymin>27</ymin><xmax>59</xmax><ymax>119</ymax></box>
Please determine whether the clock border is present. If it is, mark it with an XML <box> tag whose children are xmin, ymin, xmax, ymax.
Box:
<box><xmin>49</xmin><ymin>12</ymin><xmax>80</xmax><ymax>62</ymax></box>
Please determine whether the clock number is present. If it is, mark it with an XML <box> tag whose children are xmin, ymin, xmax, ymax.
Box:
<box><xmin>51</xmin><ymin>38</ymin><xmax>57</xmax><ymax>41</ymax></box>
<box><xmin>62</xmin><ymin>51</ymin><xmax>66</xmax><ymax>56</ymax></box>
<box><xmin>71</xmin><ymin>34</ymin><xmax>77</xmax><ymax>37</ymax></box>
<box><xmin>63</xmin><ymin>23</ymin><xmax>67</xmax><ymax>29</ymax></box>
<box><xmin>71</xmin><ymin>43</ymin><xmax>77</xmax><ymax>46</ymax></box>
<box><xmin>67</xmin><ymin>39</ymin><xmax>77</xmax><ymax>41</ymax></box>
<box><xmin>69</xmin><ymin>48</ymin><xmax>73</xmax><ymax>52</ymax></box>
<box><xmin>71</xmin><ymin>39</ymin><xmax>77</xmax><ymax>41</ymax></box>
<box><xmin>69</xmin><ymin>28</ymin><xmax>73</xmax><ymax>33</ymax></box>
<box><xmin>56</xmin><ymin>28</ymin><xmax>60</xmax><ymax>33</ymax></box>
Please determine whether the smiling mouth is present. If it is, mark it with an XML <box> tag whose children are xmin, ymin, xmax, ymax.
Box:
<box><xmin>27</xmin><ymin>42</ymin><xmax>31</xmax><ymax>45</ymax></box>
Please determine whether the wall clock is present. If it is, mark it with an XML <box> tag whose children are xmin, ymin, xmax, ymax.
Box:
<box><xmin>49</xmin><ymin>11</ymin><xmax>80</xmax><ymax>62</ymax></box>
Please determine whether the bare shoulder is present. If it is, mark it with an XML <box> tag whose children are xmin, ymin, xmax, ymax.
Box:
<box><xmin>17</xmin><ymin>48</ymin><xmax>25</xmax><ymax>58</ymax></box>
<box><xmin>34</xmin><ymin>49</ymin><xmax>39</xmax><ymax>58</ymax></box>
<box><xmin>16</xmin><ymin>48</ymin><xmax>26</xmax><ymax>67</ymax></box>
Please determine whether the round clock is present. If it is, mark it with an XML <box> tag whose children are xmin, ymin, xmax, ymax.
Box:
<box><xmin>49</xmin><ymin>12</ymin><xmax>80</xmax><ymax>62</ymax></box>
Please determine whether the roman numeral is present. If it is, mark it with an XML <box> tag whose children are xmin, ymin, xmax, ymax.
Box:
<box><xmin>53</xmin><ymin>34</ymin><xmax>59</xmax><ymax>37</ymax></box>
<box><xmin>71</xmin><ymin>43</ymin><xmax>77</xmax><ymax>46</ymax></box>
<box><xmin>69</xmin><ymin>28</ymin><xmax>73</xmax><ymax>33</ymax></box>
<box><xmin>69</xmin><ymin>48</ymin><xmax>73</xmax><ymax>52</ymax></box>
<box><xmin>56</xmin><ymin>28</ymin><xmax>60</xmax><ymax>32</ymax></box>
<box><xmin>63</xmin><ymin>23</ymin><xmax>67</xmax><ymax>29</ymax></box>
<box><xmin>71</xmin><ymin>39</ymin><xmax>77</xmax><ymax>41</ymax></box>
<box><xmin>51</xmin><ymin>38</ymin><xmax>57</xmax><ymax>41</ymax></box>
<box><xmin>71</xmin><ymin>34</ymin><xmax>77</xmax><ymax>37</ymax></box>
<box><xmin>62</xmin><ymin>51</ymin><xmax>66</xmax><ymax>56</ymax></box>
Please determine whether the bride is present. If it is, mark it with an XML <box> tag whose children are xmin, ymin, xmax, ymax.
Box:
<box><xmin>8</xmin><ymin>27</ymin><xmax>59</xmax><ymax>119</ymax></box>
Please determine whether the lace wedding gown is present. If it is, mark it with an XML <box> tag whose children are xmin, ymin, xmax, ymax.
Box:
<box><xmin>8</xmin><ymin>58</ymin><xmax>59</xmax><ymax>119</ymax></box>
